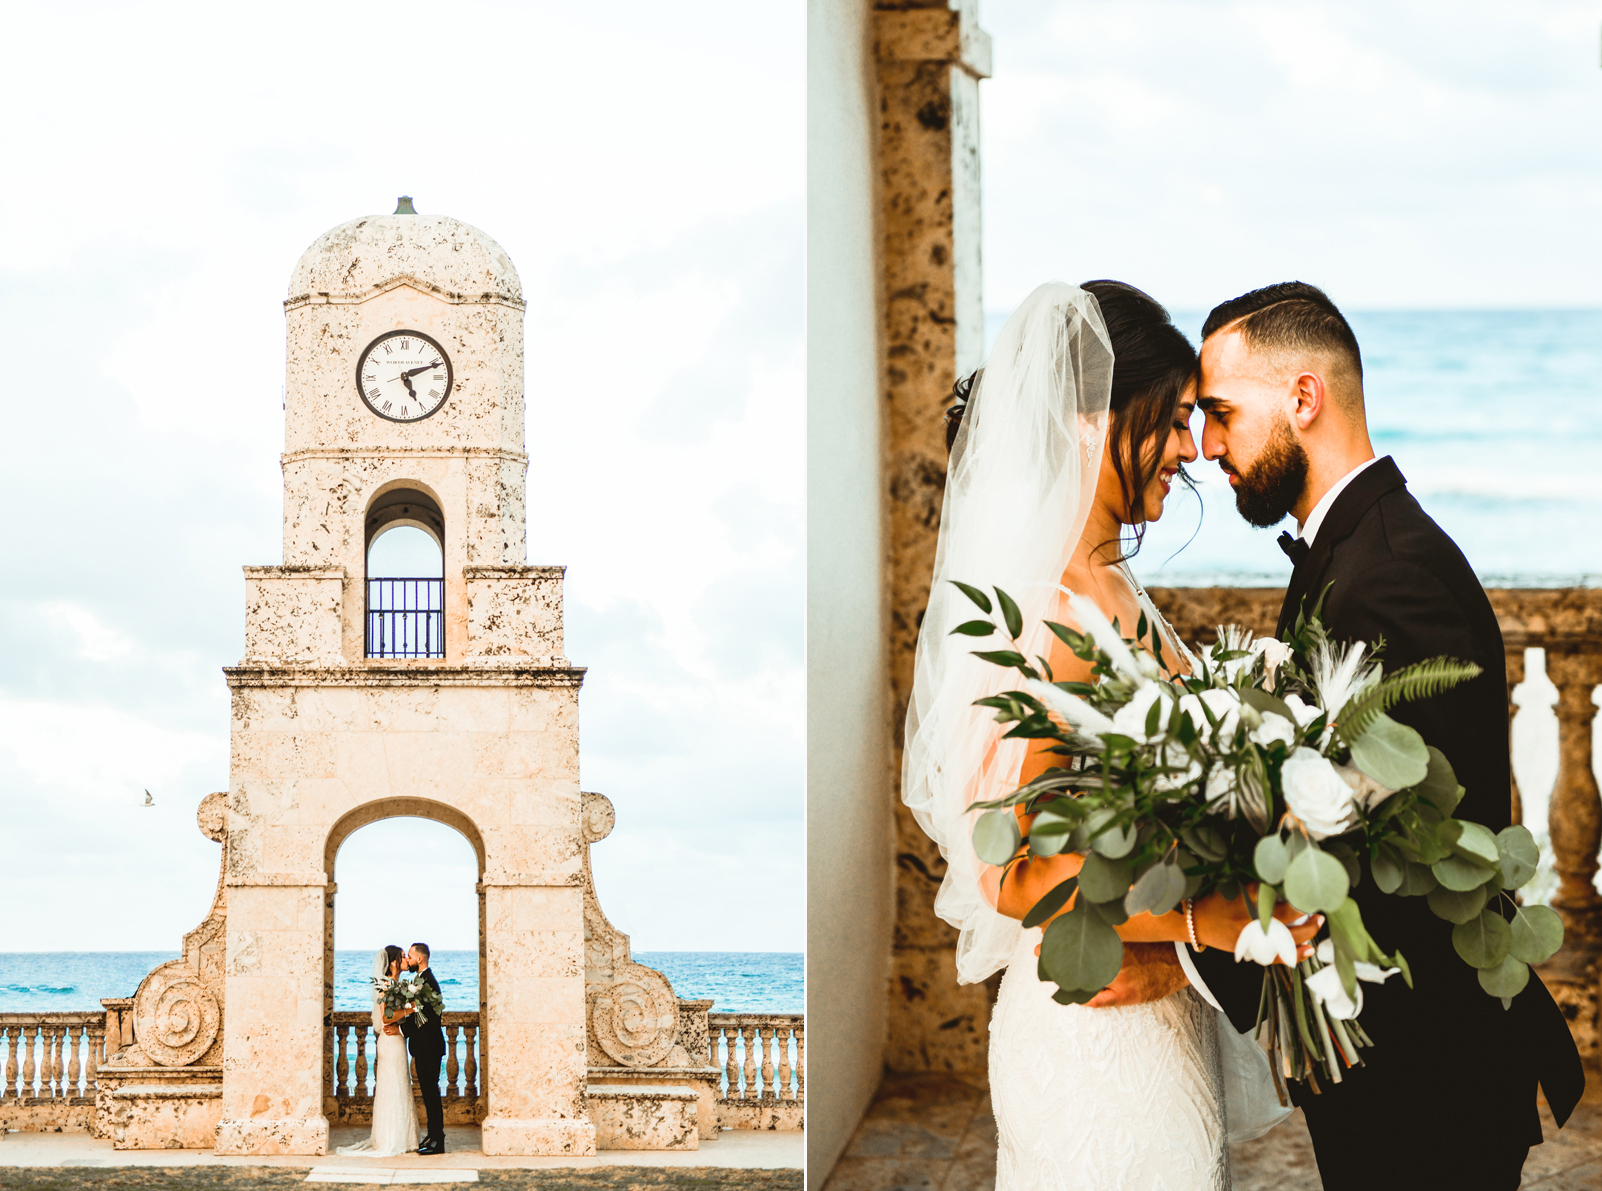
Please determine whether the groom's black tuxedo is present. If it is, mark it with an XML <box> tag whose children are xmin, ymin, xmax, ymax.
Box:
<box><xmin>1189</xmin><ymin>457</ymin><xmax>1583</xmax><ymax>1191</ymax></box>
<box><xmin>399</xmin><ymin>967</ymin><xmax>445</xmax><ymax>1142</ymax></box>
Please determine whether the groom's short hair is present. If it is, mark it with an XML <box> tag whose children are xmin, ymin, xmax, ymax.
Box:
<box><xmin>1202</xmin><ymin>282</ymin><xmax>1363</xmax><ymax>399</ymax></box>
<box><xmin>411</xmin><ymin>942</ymin><xmax>430</xmax><ymax>960</ymax></box>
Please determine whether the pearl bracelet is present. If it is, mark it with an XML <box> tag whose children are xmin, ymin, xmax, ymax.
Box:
<box><xmin>1185</xmin><ymin>897</ymin><xmax>1205</xmax><ymax>951</ymax></box>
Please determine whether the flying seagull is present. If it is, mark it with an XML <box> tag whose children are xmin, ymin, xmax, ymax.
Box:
<box><xmin>143</xmin><ymin>789</ymin><xmax>154</xmax><ymax>807</ymax></box>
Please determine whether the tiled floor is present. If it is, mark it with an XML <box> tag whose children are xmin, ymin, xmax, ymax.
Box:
<box><xmin>823</xmin><ymin>1071</ymin><xmax>1602</xmax><ymax>1190</ymax></box>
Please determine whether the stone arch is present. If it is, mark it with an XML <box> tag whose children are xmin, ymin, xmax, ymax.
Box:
<box><xmin>365</xmin><ymin>482</ymin><xmax>445</xmax><ymax>556</ymax></box>
<box><xmin>321</xmin><ymin>800</ymin><xmax>490</xmax><ymax>1127</ymax></box>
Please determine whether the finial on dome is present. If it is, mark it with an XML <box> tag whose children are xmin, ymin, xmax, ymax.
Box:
<box><xmin>394</xmin><ymin>196</ymin><xmax>417</xmax><ymax>215</ymax></box>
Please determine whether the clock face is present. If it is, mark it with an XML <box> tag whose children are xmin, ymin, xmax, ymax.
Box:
<box><xmin>355</xmin><ymin>331</ymin><xmax>453</xmax><ymax>423</ymax></box>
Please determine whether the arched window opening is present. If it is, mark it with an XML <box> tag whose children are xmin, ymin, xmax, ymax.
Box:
<box><xmin>365</xmin><ymin>487</ymin><xmax>445</xmax><ymax>658</ymax></box>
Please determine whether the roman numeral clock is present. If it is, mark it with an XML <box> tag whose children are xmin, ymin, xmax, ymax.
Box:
<box><xmin>357</xmin><ymin>330</ymin><xmax>453</xmax><ymax>422</ymax></box>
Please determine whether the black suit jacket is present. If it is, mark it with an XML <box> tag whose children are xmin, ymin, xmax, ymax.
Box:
<box><xmin>1190</xmin><ymin>458</ymin><xmax>1583</xmax><ymax>1180</ymax></box>
<box><xmin>399</xmin><ymin>967</ymin><xmax>445</xmax><ymax>1059</ymax></box>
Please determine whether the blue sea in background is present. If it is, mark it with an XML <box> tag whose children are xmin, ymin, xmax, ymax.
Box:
<box><xmin>985</xmin><ymin>309</ymin><xmax>1602</xmax><ymax>586</ymax></box>
<box><xmin>0</xmin><ymin>951</ymin><xmax>803</xmax><ymax>1015</ymax></box>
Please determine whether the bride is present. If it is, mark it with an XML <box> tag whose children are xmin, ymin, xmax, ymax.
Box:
<box><xmin>336</xmin><ymin>945</ymin><xmax>419</xmax><ymax>1157</ymax></box>
<box><xmin>903</xmin><ymin>282</ymin><xmax>1319</xmax><ymax>1190</ymax></box>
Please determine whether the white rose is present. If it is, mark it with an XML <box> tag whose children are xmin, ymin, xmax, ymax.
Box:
<box><xmin>1280</xmin><ymin>746</ymin><xmax>1357</xmax><ymax>839</ymax></box>
<box><xmin>1111</xmin><ymin>683</ymin><xmax>1172</xmax><ymax>742</ymax></box>
<box><xmin>1234</xmin><ymin>917</ymin><xmax>1297</xmax><ymax>967</ymax></box>
<box><xmin>1254</xmin><ymin>637</ymin><xmax>1294</xmax><ymax>685</ymax></box>
<box><xmin>1336</xmin><ymin>762</ymin><xmax>1395</xmax><ymax>812</ymax></box>
<box><xmin>1178</xmin><ymin>688</ymin><xmax>1241</xmax><ymax>746</ymax></box>
<box><xmin>1282</xmin><ymin>693</ymin><xmax>1321</xmax><ymax>728</ymax></box>
<box><xmin>1249</xmin><ymin>711</ymin><xmax>1296</xmax><ymax>750</ymax></box>
<box><xmin>1152</xmin><ymin>741</ymin><xmax>1203</xmax><ymax>793</ymax></box>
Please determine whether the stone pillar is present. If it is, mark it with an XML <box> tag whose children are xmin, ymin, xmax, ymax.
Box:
<box><xmin>1542</xmin><ymin>646</ymin><xmax>1602</xmax><ymax>1060</ymax></box>
<box><xmin>1506</xmin><ymin>648</ymin><xmax>1525</xmax><ymax>826</ymax></box>
<box><xmin>874</xmin><ymin>0</ymin><xmax>993</xmax><ymax>1073</ymax></box>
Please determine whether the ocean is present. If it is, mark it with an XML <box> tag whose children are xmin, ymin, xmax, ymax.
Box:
<box><xmin>0</xmin><ymin>951</ymin><xmax>804</xmax><ymax>1015</ymax></box>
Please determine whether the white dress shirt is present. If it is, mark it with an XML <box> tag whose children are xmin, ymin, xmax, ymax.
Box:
<box><xmin>1173</xmin><ymin>455</ymin><xmax>1381</xmax><ymax>1010</ymax></box>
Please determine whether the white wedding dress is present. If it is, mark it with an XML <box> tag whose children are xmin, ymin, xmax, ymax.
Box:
<box><xmin>902</xmin><ymin>286</ymin><xmax>1286</xmax><ymax>1191</ymax></box>
<box><xmin>336</xmin><ymin>950</ymin><xmax>419</xmax><ymax>1158</ymax></box>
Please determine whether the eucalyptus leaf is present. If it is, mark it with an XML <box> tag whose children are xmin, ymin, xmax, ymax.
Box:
<box><xmin>1052</xmin><ymin>987</ymin><xmax>1098</xmax><ymax>1006</ymax></box>
<box><xmin>1091</xmin><ymin>897</ymin><xmax>1130</xmax><ymax>927</ymax></box>
<box><xmin>1079</xmin><ymin>852</ymin><xmax>1136</xmax><ymax>903</ymax></box>
<box><xmin>1452</xmin><ymin>910</ymin><xmax>1512</xmax><ymax>968</ymax></box>
<box><xmin>1254</xmin><ymin>834</ymin><xmax>1290</xmax><ymax>884</ymax></box>
<box><xmin>1496</xmin><ymin>825</ymin><xmax>1541</xmax><ymax>890</ymax></box>
<box><xmin>951</xmin><ymin>581</ymin><xmax>992</xmax><ymax>614</ymax></box>
<box><xmin>1039</xmin><ymin>900</ymin><xmax>1124</xmax><ymax>996</ymax></box>
<box><xmin>1257</xmin><ymin>880</ymin><xmax>1277</xmax><ymax>932</ymax></box>
<box><xmin>1124</xmin><ymin>858</ymin><xmax>1187</xmax><ymax>917</ymax></box>
<box><xmin>1452</xmin><ymin>821</ymin><xmax>1501</xmax><ymax>867</ymax></box>
<box><xmin>1415</xmin><ymin>746</ymin><xmax>1463</xmax><ymax>815</ymax></box>
<box><xmin>1284</xmin><ymin>847</ymin><xmax>1351</xmax><ymax>914</ymax></box>
<box><xmin>1347</xmin><ymin>712</ymin><xmax>1429</xmax><ymax>789</ymax></box>
<box><xmin>1181</xmin><ymin>823</ymin><xmax>1228</xmax><ymax>864</ymax></box>
<box><xmin>1426</xmin><ymin>883</ymin><xmax>1488</xmax><ymax>925</ymax></box>
<box><xmin>1397</xmin><ymin>861</ymin><xmax>1439</xmax><ymax>896</ymax></box>
<box><xmin>1509</xmin><ymin>904</ymin><xmax>1564</xmax><ymax>965</ymax></box>
<box><xmin>1432</xmin><ymin>853</ymin><xmax>1497</xmax><ymax>892</ymax></box>
<box><xmin>1239</xmin><ymin>686</ymin><xmax>1297</xmax><ymax>725</ymax></box>
<box><xmin>1088</xmin><ymin>813</ymin><xmax>1138</xmax><ymax>860</ymax></box>
<box><xmin>1022</xmin><ymin>877</ymin><xmax>1079</xmax><ymax>929</ymax></box>
<box><xmin>971</xmin><ymin>810</ymin><xmax>1021</xmax><ymax>866</ymax></box>
<box><xmin>1371</xmin><ymin>843</ymin><xmax>1405</xmax><ymax>894</ymax></box>
<box><xmin>1477</xmin><ymin>955</ymin><xmax>1530</xmax><ymax>999</ymax></box>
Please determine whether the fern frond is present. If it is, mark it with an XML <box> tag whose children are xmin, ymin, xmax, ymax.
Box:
<box><xmin>1336</xmin><ymin>657</ymin><xmax>1483</xmax><ymax>742</ymax></box>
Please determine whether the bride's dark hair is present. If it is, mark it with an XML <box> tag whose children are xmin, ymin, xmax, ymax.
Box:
<box><xmin>944</xmin><ymin>279</ymin><xmax>1198</xmax><ymax>557</ymax></box>
<box><xmin>383</xmin><ymin>944</ymin><xmax>405</xmax><ymax>972</ymax></box>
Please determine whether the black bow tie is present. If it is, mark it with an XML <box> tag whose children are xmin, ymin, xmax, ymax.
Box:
<box><xmin>1278</xmin><ymin>531</ymin><xmax>1309</xmax><ymax>567</ymax></box>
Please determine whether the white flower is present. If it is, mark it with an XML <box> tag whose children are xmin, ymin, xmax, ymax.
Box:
<box><xmin>1066</xmin><ymin>590</ymin><xmax>1147</xmax><ymax>686</ymax></box>
<box><xmin>1234</xmin><ymin>917</ymin><xmax>1297</xmax><ymax>967</ymax></box>
<box><xmin>1152</xmin><ymin>741</ymin><xmax>1203</xmax><ymax>793</ymax></box>
<box><xmin>1336</xmin><ymin>762</ymin><xmax>1395</xmax><ymax>812</ymax></box>
<box><xmin>1249</xmin><ymin>711</ymin><xmax>1296</xmax><ymax>750</ymax></box>
<box><xmin>1281</xmin><ymin>747</ymin><xmax>1357</xmax><ymax>839</ymax></box>
<box><xmin>1178</xmin><ymin>688</ymin><xmax>1241</xmax><ymax>746</ymax></box>
<box><xmin>1282</xmin><ymin>693</ymin><xmax>1321</xmax><ymax>728</ymax></box>
<box><xmin>1309</xmin><ymin>639</ymin><xmax>1378</xmax><ymax>727</ymax></box>
<box><xmin>1305</xmin><ymin>941</ymin><xmax>1399</xmax><ymax>1019</ymax></box>
<box><xmin>1204</xmin><ymin>764</ymin><xmax>1236</xmax><ymax>813</ymax></box>
<box><xmin>1213</xmin><ymin>625</ymin><xmax>1257</xmax><ymax>684</ymax></box>
<box><xmin>1254</xmin><ymin>637</ymin><xmax>1294</xmax><ymax>685</ymax></box>
<box><xmin>1110</xmin><ymin>683</ymin><xmax>1172</xmax><ymax>742</ymax></box>
<box><xmin>1023</xmin><ymin>678</ymin><xmax>1116</xmax><ymax>735</ymax></box>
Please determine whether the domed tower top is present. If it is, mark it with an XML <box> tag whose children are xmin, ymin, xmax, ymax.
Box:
<box><xmin>287</xmin><ymin>198</ymin><xmax>522</xmax><ymax>305</ymax></box>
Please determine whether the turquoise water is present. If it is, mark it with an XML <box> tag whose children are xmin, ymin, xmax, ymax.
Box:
<box><xmin>0</xmin><ymin>951</ymin><xmax>803</xmax><ymax>1015</ymax></box>
<box><xmin>984</xmin><ymin>309</ymin><xmax>1602</xmax><ymax>585</ymax></box>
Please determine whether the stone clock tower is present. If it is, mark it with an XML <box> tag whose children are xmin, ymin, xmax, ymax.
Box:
<box><xmin>214</xmin><ymin>201</ymin><xmax>594</xmax><ymax>1157</ymax></box>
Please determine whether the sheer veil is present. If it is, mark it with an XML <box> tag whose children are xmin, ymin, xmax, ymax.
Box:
<box><xmin>902</xmin><ymin>282</ymin><xmax>1114</xmax><ymax>985</ymax></box>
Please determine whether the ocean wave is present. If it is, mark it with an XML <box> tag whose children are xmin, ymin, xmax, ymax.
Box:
<box><xmin>3</xmin><ymin>983</ymin><xmax>76</xmax><ymax>995</ymax></box>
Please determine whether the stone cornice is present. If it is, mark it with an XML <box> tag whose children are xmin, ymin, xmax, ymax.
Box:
<box><xmin>224</xmin><ymin>662</ymin><xmax>586</xmax><ymax>689</ymax></box>
<box><xmin>284</xmin><ymin>274</ymin><xmax>525</xmax><ymax>312</ymax></box>
<box><xmin>280</xmin><ymin>447</ymin><xmax>529</xmax><ymax>466</ymax></box>
<box><xmin>464</xmin><ymin>565</ymin><xmax>567</xmax><ymax>579</ymax></box>
<box><xmin>875</xmin><ymin>6</ymin><xmax>992</xmax><ymax>79</ymax></box>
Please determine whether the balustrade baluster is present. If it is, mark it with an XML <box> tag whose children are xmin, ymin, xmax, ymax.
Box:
<box><xmin>794</xmin><ymin>1024</ymin><xmax>805</xmax><ymax>1098</ymax></box>
<box><xmin>354</xmin><ymin>1027</ymin><xmax>369</xmax><ymax>1099</ymax></box>
<box><xmin>463</xmin><ymin>1025</ymin><xmax>477</xmax><ymax>1101</ymax></box>
<box><xmin>723</xmin><ymin>1026</ymin><xmax>739</xmax><ymax>1098</ymax></box>
<box><xmin>20</xmin><ymin>1025</ymin><xmax>36</xmax><ymax>1101</ymax></box>
<box><xmin>445</xmin><ymin>1024</ymin><xmax>460</xmax><ymax>1098</ymax></box>
<box><xmin>65</xmin><ymin>1024</ymin><xmax>82</xmax><ymax>1099</ymax></box>
<box><xmin>335</xmin><ymin>1024</ymin><xmax>349</xmax><ymax>1098</ymax></box>
<box><xmin>85</xmin><ymin>1023</ymin><xmax>102</xmax><ymax>1101</ymax></box>
<box><xmin>742</xmin><ymin>1026</ymin><xmax>758</xmax><ymax>1100</ymax></box>
<box><xmin>1506</xmin><ymin>650</ymin><xmax>1525</xmax><ymax>826</ymax></box>
<box><xmin>47</xmin><ymin>1025</ymin><xmax>62</xmax><ymax>1098</ymax></box>
<box><xmin>777</xmin><ymin>1026</ymin><xmax>792</xmax><ymax>1100</ymax></box>
<box><xmin>0</xmin><ymin>1026</ymin><xmax>13</xmax><ymax>1103</ymax></box>
<box><xmin>759</xmin><ymin>1026</ymin><xmax>776</xmax><ymax>1100</ymax></box>
<box><xmin>1545</xmin><ymin>651</ymin><xmax>1602</xmax><ymax>983</ymax></box>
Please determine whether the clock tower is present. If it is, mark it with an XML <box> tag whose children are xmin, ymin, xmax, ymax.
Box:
<box><xmin>216</xmin><ymin>201</ymin><xmax>594</xmax><ymax>1157</ymax></box>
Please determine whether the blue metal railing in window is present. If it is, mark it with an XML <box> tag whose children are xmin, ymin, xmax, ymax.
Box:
<box><xmin>366</xmin><ymin>578</ymin><xmax>444</xmax><ymax>658</ymax></box>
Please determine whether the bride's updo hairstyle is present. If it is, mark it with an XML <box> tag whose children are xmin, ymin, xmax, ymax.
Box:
<box><xmin>383</xmin><ymin>944</ymin><xmax>404</xmax><ymax>973</ymax></box>
<box><xmin>945</xmin><ymin>280</ymin><xmax>1197</xmax><ymax>553</ymax></box>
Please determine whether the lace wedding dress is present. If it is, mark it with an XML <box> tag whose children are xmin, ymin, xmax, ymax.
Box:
<box><xmin>336</xmin><ymin>950</ymin><xmax>419</xmax><ymax>1157</ymax></box>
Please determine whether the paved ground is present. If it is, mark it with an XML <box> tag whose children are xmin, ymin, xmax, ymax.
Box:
<box><xmin>821</xmin><ymin>1070</ymin><xmax>1602</xmax><ymax>1190</ymax></box>
<box><xmin>0</xmin><ymin>1167</ymin><xmax>802</xmax><ymax>1190</ymax></box>
<box><xmin>0</xmin><ymin>1129</ymin><xmax>802</xmax><ymax>1176</ymax></box>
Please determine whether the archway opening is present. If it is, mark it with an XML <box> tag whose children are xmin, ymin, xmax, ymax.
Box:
<box><xmin>325</xmin><ymin>808</ymin><xmax>485</xmax><ymax>1140</ymax></box>
<box><xmin>365</xmin><ymin>486</ymin><xmax>445</xmax><ymax>658</ymax></box>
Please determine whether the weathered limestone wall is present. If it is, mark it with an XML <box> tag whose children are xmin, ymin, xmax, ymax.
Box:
<box><xmin>805</xmin><ymin>0</ymin><xmax>894</xmax><ymax>1175</ymax></box>
<box><xmin>876</xmin><ymin>0</ymin><xmax>993</xmax><ymax>1076</ymax></box>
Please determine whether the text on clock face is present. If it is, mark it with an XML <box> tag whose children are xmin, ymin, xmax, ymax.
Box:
<box><xmin>357</xmin><ymin>332</ymin><xmax>452</xmax><ymax>422</ymax></box>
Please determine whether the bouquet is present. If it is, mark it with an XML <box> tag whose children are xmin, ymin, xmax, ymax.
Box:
<box><xmin>953</xmin><ymin>580</ymin><xmax>1561</xmax><ymax>1091</ymax></box>
<box><xmin>380</xmin><ymin>972</ymin><xmax>446</xmax><ymax>1027</ymax></box>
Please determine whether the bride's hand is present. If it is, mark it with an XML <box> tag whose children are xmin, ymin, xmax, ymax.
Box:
<box><xmin>1191</xmin><ymin>885</ymin><xmax>1321</xmax><ymax>960</ymax></box>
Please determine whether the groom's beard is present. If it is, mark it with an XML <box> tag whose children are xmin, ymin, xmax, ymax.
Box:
<box><xmin>1230</xmin><ymin>414</ymin><xmax>1309</xmax><ymax>529</ymax></box>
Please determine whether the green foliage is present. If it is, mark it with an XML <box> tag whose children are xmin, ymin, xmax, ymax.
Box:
<box><xmin>1254</xmin><ymin>834</ymin><xmax>1290</xmax><ymax>884</ymax></box>
<box><xmin>951</xmin><ymin>619</ymin><xmax>995</xmax><ymax>637</ymax></box>
<box><xmin>1452</xmin><ymin>910</ymin><xmax>1512</xmax><ymax>968</ymax></box>
<box><xmin>1477</xmin><ymin>955</ymin><xmax>1530</xmax><ymax>999</ymax></box>
<box><xmin>1078</xmin><ymin>852</ymin><xmax>1134</xmax><ymax>903</ymax></box>
<box><xmin>996</xmin><ymin>587</ymin><xmax>1024</xmax><ymax>640</ymax></box>
<box><xmin>1509</xmin><ymin>904</ymin><xmax>1564</xmax><ymax>965</ymax></box>
<box><xmin>971</xmin><ymin>810</ymin><xmax>1020</xmax><ymax>866</ymax></box>
<box><xmin>1337</xmin><ymin>658</ymin><xmax>1484</xmax><ymax>744</ymax></box>
<box><xmin>1426</xmin><ymin>884</ymin><xmax>1487</xmax><ymax>925</ymax></box>
<box><xmin>1347</xmin><ymin>713</ymin><xmax>1429</xmax><ymax>789</ymax></box>
<box><xmin>951</xmin><ymin>581</ymin><xmax>992</xmax><ymax>614</ymax></box>
<box><xmin>1496</xmin><ymin>825</ymin><xmax>1540</xmax><ymax>890</ymax></box>
<box><xmin>1039</xmin><ymin>899</ymin><xmax>1124</xmax><ymax>998</ymax></box>
<box><xmin>1022</xmin><ymin>877</ymin><xmax>1078</xmax><ymax>929</ymax></box>
<box><xmin>1432</xmin><ymin>853</ymin><xmax>1497</xmax><ymax>892</ymax></box>
<box><xmin>1284</xmin><ymin>847</ymin><xmax>1350</xmax><ymax>914</ymax></box>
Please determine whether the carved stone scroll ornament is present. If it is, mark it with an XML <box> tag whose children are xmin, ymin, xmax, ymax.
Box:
<box><xmin>132</xmin><ymin>962</ymin><xmax>222</xmax><ymax>1066</ymax></box>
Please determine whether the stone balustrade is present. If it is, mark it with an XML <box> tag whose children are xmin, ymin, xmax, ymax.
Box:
<box><xmin>708</xmin><ymin>1012</ymin><xmax>805</xmax><ymax>1130</ymax></box>
<box><xmin>0</xmin><ymin>1012</ymin><xmax>109</xmax><ymax>1132</ymax></box>
<box><xmin>1151</xmin><ymin>585</ymin><xmax>1602</xmax><ymax>1059</ymax></box>
<box><xmin>327</xmin><ymin>1011</ymin><xmax>483</xmax><ymax>1127</ymax></box>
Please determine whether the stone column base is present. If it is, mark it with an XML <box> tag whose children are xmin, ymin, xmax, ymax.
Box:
<box><xmin>213</xmin><ymin>1115</ymin><xmax>329</xmax><ymax>1156</ymax></box>
<box><xmin>481</xmin><ymin>1117</ymin><xmax>597</xmax><ymax>1156</ymax></box>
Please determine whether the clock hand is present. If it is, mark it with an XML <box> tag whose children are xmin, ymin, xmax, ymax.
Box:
<box><xmin>400</xmin><ymin>374</ymin><xmax>418</xmax><ymax>399</ymax></box>
<box><xmin>401</xmin><ymin>360</ymin><xmax>443</xmax><ymax>379</ymax></box>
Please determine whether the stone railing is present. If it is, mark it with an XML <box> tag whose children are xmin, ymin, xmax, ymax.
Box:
<box><xmin>327</xmin><ymin>1011</ymin><xmax>483</xmax><ymax>1127</ymax></box>
<box><xmin>709</xmin><ymin>1012</ymin><xmax>804</xmax><ymax>1130</ymax></box>
<box><xmin>0</xmin><ymin>1012</ymin><xmax>110</xmax><ymax>1132</ymax></box>
<box><xmin>1151</xmin><ymin>585</ymin><xmax>1602</xmax><ymax>1060</ymax></box>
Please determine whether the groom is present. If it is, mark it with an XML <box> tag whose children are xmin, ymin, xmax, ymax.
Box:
<box><xmin>1177</xmin><ymin>282</ymin><xmax>1583</xmax><ymax>1189</ymax></box>
<box><xmin>398</xmin><ymin>942</ymin><xmax>446</xmax><ymax>1155</ymax></box>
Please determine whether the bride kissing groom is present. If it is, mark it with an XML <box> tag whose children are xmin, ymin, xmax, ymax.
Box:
<box><xmin>903</xmin><ymin>280</ymin><xmax>1583</xmax><ymax>1191</ymax></box>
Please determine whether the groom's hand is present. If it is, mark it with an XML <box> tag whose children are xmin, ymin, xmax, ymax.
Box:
<box><xmin>384</xmin><ymin>1024</ymin><xmax>400</xmax><ymax>1036</ymax></box>
<box><xmin>1083</xmin><ymin>942</ymin><xmax>1188</xmax><ymax>1008</ymax></box>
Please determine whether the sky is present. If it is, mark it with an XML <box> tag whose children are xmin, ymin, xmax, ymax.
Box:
<box><xmin>0</xmin><ymin>0</ymin><xmax>802</xmax><ymax>956</ymax></box>
<box><xmin>981</xmin><ymin>1</ymin><xmax>1602</xmax><ymax>311</ymax></box>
